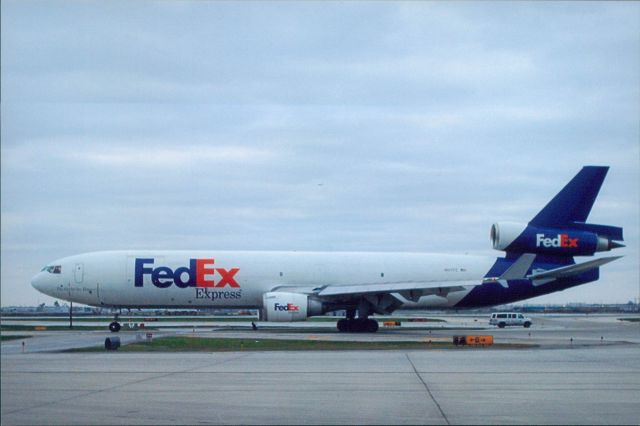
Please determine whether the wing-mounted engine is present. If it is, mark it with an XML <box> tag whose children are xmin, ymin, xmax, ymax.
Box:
<box><xmin>491</xmin><ymin>222</ymin><xmax>624</xmax><ymax>257</ymax></box>
<box><xmin>261</xmin><ymin>292</ymin><xmax>325</xmax><ymax>321</ymax></box>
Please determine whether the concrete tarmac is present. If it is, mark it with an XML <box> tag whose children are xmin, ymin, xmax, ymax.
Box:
<box><xmin>2</xmin><ymin>314</ymin><xmax>639</xmax><ymax>424</ymax></box>
<box><xmin>2</xmin><ymin>347</ymin><xmax>639</xmax><ymax>425</ymax></box>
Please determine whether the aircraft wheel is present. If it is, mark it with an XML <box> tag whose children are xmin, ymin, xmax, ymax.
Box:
<box><xmin>357</xmin><ymin>319</ymin><xmax>377</xmax><ymax>333</ymax></box>
<box><xmin>337</xmin><ymin>319</ymin><xmax>378</xmax><ymax>333</ymax></box>
<box><xmin>343</xmin><ymin>319</ymin><xmax>362</xmax><ymax>333</ymax></box>
<box><xmin>109</xmin><ymin>321</ymin><xmax>121</xmax><ymax>333</ymax></box>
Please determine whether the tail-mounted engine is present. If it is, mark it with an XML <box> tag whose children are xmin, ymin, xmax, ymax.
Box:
<box><xmin>491</xmin><ymin>222</ymin><xmax>624</xmax><ymax>257</ymax></box>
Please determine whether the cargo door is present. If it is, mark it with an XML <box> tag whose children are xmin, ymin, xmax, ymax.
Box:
<box><xmin>74</xmin><ymin>263</ymin><xmax>84</xmax><ymax>283</ymax></box>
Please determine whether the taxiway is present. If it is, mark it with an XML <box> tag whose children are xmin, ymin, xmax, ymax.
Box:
<box><xmin>2</xmin><ymin>314</ymin><xmax>639</xmax><ymax>425</ymax></box>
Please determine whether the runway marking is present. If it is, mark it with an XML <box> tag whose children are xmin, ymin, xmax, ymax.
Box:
<box><xmin>2</xmin><ymin>352</ymin><xmax>252</xmax><ymax>416</ymax></box>
<box><xmin>406</xmin><ymin>353</ymin><xmax>450</xmax><ymax>425</ymax></box>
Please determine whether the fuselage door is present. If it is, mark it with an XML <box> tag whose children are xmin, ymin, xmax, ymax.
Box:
<box><xmin>74</xmin><ymin>263</ymin><xmax>84</xmax><ymax>283</ymax></box>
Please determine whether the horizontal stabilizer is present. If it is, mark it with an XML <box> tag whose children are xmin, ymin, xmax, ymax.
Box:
<box><xmin>527</xmin><ymin>256</ymin><xmax>623</xmax><ymax>280</ymax></box>
<box><xmin>499</xmin><ymin>253</ymin><xmax>536</xmax><ymax>280</ymax></box>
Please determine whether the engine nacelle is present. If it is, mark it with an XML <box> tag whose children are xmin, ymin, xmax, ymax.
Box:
<box><xmin>261</xmin><ymin>292</ymin><xmax>324</xmax><ymax>322</ymax></box>
<box><xmin>491</xmin><ymin>222</ymin><xmax>616</xmax><ymax>256</ymax></box>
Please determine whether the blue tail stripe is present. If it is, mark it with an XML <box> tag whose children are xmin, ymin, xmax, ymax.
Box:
<box><xmin>529</xmin><ymin>166</ymin><xmax>608</xmax><ymax>227</ymax></box>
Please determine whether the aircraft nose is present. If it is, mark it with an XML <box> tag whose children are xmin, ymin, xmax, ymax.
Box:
<box><xmin>31</xmin><ymin>272</ymin><xmax>48</xmax><ymax>294</ymax></box>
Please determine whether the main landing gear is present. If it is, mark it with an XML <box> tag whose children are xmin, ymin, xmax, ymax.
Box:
<box><xmin>337</xmin><ymin>318</ymin><xmax>379</xmax><ymax>333</ymax></box>
<box><xmin>109</xmin><ymin>312</ymin><xmax>121</xmax><ymax>333</ymax></box>
<box><xmin>336</xmin><ymin>307</ymin><xmax>379</xmax><ymax>333</ymax></box>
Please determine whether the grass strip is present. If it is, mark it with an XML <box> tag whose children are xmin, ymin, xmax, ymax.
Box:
<box><xmin>1</xmin><ymin>335</ymin><xmax>32</xmax><ymax>341</ymax></box>
<box><xmin>64</xmin><ymin>336</ymin><xmax>533</xmax><ymax>352</ymax></box>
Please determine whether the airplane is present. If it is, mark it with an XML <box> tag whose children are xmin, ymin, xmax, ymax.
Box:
<box><xmin>31</xmin><ymin>166</ymin><xmax>624</xmax><ymax>333</ymax></box>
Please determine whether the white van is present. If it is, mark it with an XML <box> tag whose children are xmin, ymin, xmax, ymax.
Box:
<box><xmin>489</xmin><ymin>312</ymin><xmax>532</xmax><ymax>328</ymax></box>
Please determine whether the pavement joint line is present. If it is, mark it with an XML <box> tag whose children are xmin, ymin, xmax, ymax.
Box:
<box><xmin>3</xmin><ymin>352</ymin><xmax>252</xmax><ymax>416</ymax></box>
<box><xmin>5</xmin><ymin>369</ymin><xmax>640</xmax><ymax>374</ymax></box>
<box><xmin>405</xmin><ymin>353</ymin><xmax>450</xmax><ymax>425</ymax></box>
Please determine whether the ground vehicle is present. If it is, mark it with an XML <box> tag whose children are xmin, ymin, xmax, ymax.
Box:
<box><xmin>490</xmin><ymin>312</ymin><xmax>532</xmax><ymax>328</ymax></box>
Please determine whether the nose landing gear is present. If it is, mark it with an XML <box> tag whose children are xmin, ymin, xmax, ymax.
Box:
<box><xmin>109</xmin><ymin>312</ymin><xmax>121</xmax><ymax>332</ymax></box>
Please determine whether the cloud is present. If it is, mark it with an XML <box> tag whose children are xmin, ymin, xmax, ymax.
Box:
<box><xmin>61</xmin><ymin>144</ymin><xmax>276</xmax><ymax>169</ymax></box>
<box><xmin>1</xmin><ymin>1</ymin><xmax>638</xmax><ymax>306</ymax></box>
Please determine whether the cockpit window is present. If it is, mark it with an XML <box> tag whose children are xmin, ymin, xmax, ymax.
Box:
<box><xmin>41</xmin><ymin>265</ymin><xmax>62</xmax><ymax>274</ymax></box>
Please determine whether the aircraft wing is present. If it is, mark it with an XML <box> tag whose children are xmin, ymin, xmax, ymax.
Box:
<box><xmin>270</xmin><ymin>254</ymin><xmax>621</xmax><ymax>303</ymax></box>
<box><xmin>316</xmin><ymin>280</ymin><xmax>477</xmax><ymax>298</ymax></box>
<box><xmin>271</xmin><ymin>280</ymin><xmax>477</xmax><ymax>302</ymax></box>
<box><xmin>314</xmin><ymin>253</ymin><xmax>537</xmax><ymax>299</ymax></box>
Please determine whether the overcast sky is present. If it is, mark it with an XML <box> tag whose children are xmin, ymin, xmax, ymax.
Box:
<box><xmin>2</xmin><ymin>1</ymin><xmax>639</xmax><ymax>307</ymax></box>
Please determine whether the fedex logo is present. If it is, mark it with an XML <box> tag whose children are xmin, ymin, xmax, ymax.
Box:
<box><xmin>535</xmin><ymin>234</ymin><xmax>579</xmax><ymax>248</ymax></box>
<box><xmin>274</xmin><ymin>302</ymin><xmax>300</xmax><ymax>312</ymax></box>
<box><xmin>135</xmin><ymin>258</ymin><xmax>239</xmax><ymax>289</ymax></box>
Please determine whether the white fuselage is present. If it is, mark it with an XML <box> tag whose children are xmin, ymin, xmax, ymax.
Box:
<box><xmin>31</xmin><ymin>250</ymin><xmax>495</xmax><ymax>309</ymax></box>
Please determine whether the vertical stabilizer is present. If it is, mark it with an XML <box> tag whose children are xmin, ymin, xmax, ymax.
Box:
<box><xmin>490</xmin><ymin>166</ymin><xmax>623</xmax><ymax>258</ymax></box>
<box><xmin>529</xmin><ymin>166</ymin><xmax>608</xmax><ymax>227</ymax></box>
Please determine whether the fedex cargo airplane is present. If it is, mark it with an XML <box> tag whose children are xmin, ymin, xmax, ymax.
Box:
<box><xmin>31</xmin><ymin>166</ymin><xmax>624</xmax><ymax>332</ymax></box>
